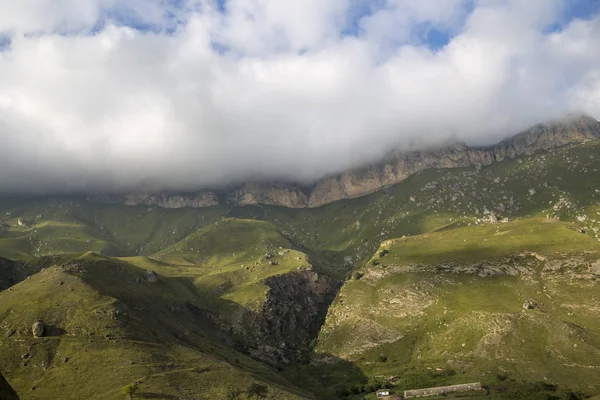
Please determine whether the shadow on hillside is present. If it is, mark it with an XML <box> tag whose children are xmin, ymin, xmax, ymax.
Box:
<box><xmin>68</xmin><ymin>259</ymin><xmax>234</xmax><ymax>346</ymax></box>
<box><xmin>0</xmin><ymin>370</ymin><xmax>20</xmax><ymax>400</ymax></box>
<box><xmin>226</xmin><ymin>205</ymin><xmax>267</xmax><ymax>220</ymax></box>
<box><xmin>44</xmin><ymin>324</ymin><xmax>66</xmax><ymax>337</ymax></box>
<box><xmin>65</xmin><ymin>258</ymin><xmax>364</xmax><ymax>398</ymax></box>
<box><xmin>137</xmin><ymin>392</ymin><xmax>177</xmax><ymax>399</ymax></box>
<box><xmin>284</xmin><ymin>353</ymin><xmax>369</xmax><ymax>400</ymax></box>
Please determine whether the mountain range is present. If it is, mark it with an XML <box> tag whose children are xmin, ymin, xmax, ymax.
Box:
<box><xmin>1</xmin><ymin>115</ymin><xmax>600</xmax><ymax>399</ymax></box>
<box><xmin>88</xmin><ymin>115</ymin><xmax>600</xmax><ymax>209</ymax></box>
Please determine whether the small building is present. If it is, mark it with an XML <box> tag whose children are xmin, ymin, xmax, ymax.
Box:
<box><xmin>376</xmin><ymin>389</ymin><xmax>401</xmax><ymax>399</ymax></box>
<box><xmin>376</xmin><ymin>389</ymin><xmax>391</xmax><ymax>398</ymax></box>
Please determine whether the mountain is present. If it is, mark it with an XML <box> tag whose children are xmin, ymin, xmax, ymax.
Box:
<box><xmin>2</xmin><ymin>119</ymin><xmax>600</xmax><ymax>399</ymax></box>
<box><xmin>88</xmin><ymin>115</ymin><xmax>600</xmax><ymax>209</ymax></box>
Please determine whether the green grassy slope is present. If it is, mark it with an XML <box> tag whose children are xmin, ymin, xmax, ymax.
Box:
<box><xmin>151</xmin><ymin>218</ymin><xmax>314</xmax><ymax>314</ymax></box>
<box><xmin>0</xmin><ymin>254</ymin><xmax>312</xmax><ymax>399</ymax></box>
<box><xmin>260</xmin><ymin>140</ymin><xmax>600</xmax><ymax>273</ymax></box>
<box><xmin>1</xmin><ymin>140</ymin><xmax>600</xmax><ymax>398</ymax></box>
<box><xmin>314</xmin><ymin>219</ymin><xmax>600</xmax><ymax>399</ymax></box>
<box><xmin>0</xmin><ymin>198</ymin><xmax>228</xmax><ymax>261</ymax></box>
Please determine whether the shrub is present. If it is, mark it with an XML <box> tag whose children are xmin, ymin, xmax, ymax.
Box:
<box><xmin>246</xmin><ymin>383</ymin><xmax>268</xmax><ymax>399</ymax></box>
<box><xmin>121</xmin><ymin>384</ymin><xmax>137</xmax><ymax>400</ymax></box>
<box><xmin>335</xmin><ymin>386</ymin><xmax>350</xmax><ymax>397</ymax></box>
<box><xmin>351</xmin><ymin>271</ymin><xmax>363</xmax><ymax>280</ymax></box>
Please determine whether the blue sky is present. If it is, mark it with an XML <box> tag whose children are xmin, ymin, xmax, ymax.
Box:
<box><xmin>545</xmin><ymin>0</ymin><xmax>600</xmax><ymax>32</ymax></box>
<box><xmin>3</xmin><ymin>0</ymin><xmax>597</xmax><ymax>53</ymax></box>
<box><xmin>93</xmin><ymin>0</ymin><xmax>600</xmax><ymax>52</ymax></box>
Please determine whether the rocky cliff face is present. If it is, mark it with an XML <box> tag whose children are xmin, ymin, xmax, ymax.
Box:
<box><xmin>243</xmin><ymin>270</ymin><xmax>339</xmax><ymax>365</ymax></box>
<box><xmin>306</xmin><ymin>115</ymin><xmax>600</xmax><ymax>207</ymax></box>
<box><xmin>89</xmin><ymin>115</ymin><xmax>600</xmax><ymax>209</ymax></box>
<box><xmin>88</xmin><ymin>191</ymin><xmax>219</xmax><ymax>208</ymax></box>
<box><xmin>226</xmin><ymin>182</ymin><xmax>309</xmax><ymax>209</ymax></box>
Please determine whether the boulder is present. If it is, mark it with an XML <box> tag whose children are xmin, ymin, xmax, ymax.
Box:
<box><xmin>32</xmin><ymin>321</ymin><xmax>45</xmax><ymax>338</ymax></box>
<box><xmin>488</xmin><ymin>213</ymin><xmax>499</xmax><ymax>224</ymax></box>
<box><xmin>522</xmin><ymin>299</ymin><xmax>537</xmax><ymax>310</ymax></box>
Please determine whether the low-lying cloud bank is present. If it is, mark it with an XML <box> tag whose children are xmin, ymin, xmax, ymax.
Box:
<box><xmin>0</xmin><ymin>0</ymin><xmax>599</xmax><ymax>194</ymax></box>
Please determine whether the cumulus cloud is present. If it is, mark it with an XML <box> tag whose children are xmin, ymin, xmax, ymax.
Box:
<box><xmin>0</xmin><ymin>0</ymin><xmax>599</xmax><ymax>193</ymax></box>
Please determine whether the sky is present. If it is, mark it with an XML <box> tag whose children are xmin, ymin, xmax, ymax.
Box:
<box><xmin>0</xmin><ymin>0</ymin><xmax>600</xmax><ymax>194</ymax></box>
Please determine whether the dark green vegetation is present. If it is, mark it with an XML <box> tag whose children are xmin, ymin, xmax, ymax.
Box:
<box><xmin>1</xmin><ymin>140</ymin><xmax>600</xmax><ymax>399</ymax></box>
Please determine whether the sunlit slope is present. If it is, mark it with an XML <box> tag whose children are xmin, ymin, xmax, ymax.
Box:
<box><xmin>0</xmin><ymin>254</ymin><xmax>311</xmax><ymax>400</ymax></box>
<box><xmin>154</xmin><ymin>218</ymin><xmax>297</xmax><ymax>266</ymax></box>
<box><xmin>315</xmin><ymin>219</ymin><xmax>600</xmax><ymax>397</ymax></box>
<box><xmin>260</xmin><ymin>139</ymin><xmax>600</xmax><ymax>269</ymax></box>
<box><xmin>150</xmin><ymin>218</ymin><xmax>314</xmax><ymax>310</ymax></box>
<box><xmin>0</xmin><ymin>199</ymin><xmax>118</xmax><ymax>260</ymax></box>
<box><xmin>0</xmin><ymin>198</ymin><xmax>227</xmax><ymax>261</ymax></box>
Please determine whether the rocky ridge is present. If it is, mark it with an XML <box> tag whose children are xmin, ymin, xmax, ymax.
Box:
<box><xmin>88</xmin><ymin>115</ymin><xmax>600</xmax><ymax>209</ymax></box>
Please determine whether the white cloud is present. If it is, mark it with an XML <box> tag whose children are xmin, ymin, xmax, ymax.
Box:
<box><xmin>0</xmin><ymin>0</ymin><xmax>599</xmax><ymax>193</ymax></box>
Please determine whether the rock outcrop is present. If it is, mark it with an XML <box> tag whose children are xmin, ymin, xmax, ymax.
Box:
<box><xmin>0</xmin><ymin>371</ymin><xmax>19</xmax><ymax>400</ymax></box>
<box><xmin>305</xmin><ymin>115</ymin><xmax>600</xmax><ymax>207</ymax></box>
<box><xmin>88</xmin><ymin>191</ymin><xmax>219</xmax><ymax>208</ymax></box>
<box><xmin>226</xmin><ymin>182</ymin><xmax>310</xmax><ymax>209</ymax></box>
<box><xmin>32</xmin><ymin>320</ymin><xmax>45</xmax><ymax>338</ymax></box>
<box><xmin>89</xmin><ymin>115</ymin><xmax>600</xmax><ymax>209</ymax></box>
<box><xmin>144</xmin><ymin>270</ymin><xmax>159</xmax><ymax>283</ymax></box>
<box><xmin>246</xmin><ymin>270</ymin><xmax>339</xmax><ymax>365</ymax></box>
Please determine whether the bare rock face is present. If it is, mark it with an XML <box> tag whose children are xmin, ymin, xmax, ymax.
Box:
<box><xmin>307</xmin><ymin>115</ymin><xmax>600</xmax><ymax>207</ymax></box>
<box><xmin>491</xmin><ymin>114</ymin><xmax>600</xmax><ymax>158</ymax></box>
<box><xmin>0</xmin><ymin>371</ymin><xmax>20</xmax><ymax>400</ymax></box>
<box><xmin>245</xmin><ymin>270</ymin><xmax>340</xmax><ymax>365</ymax></box>
<box><xmin>88</xmin><ymin>191</ymin><xmax>219</xmax><ymax>208</ymax></box>
<box><xmin>226</xmin><ymin>182</ymin><xmax>309</xmax><ymax>208</ymax></box>
<box><xmin>88</xmin><ymin>115</ymin><xmax>600</xmax><ymax>209</ymax></box>
<box><xmin>308</xmin><ymin>142</ymin><xmax>493</xmax><ymax>207</ymax></box>
<box><xmin>32</xmin><ymin>320</ymin><xmax>45</xmax><ymax>338</ymax></box>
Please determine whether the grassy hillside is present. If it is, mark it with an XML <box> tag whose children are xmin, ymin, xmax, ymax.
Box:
<box><xmin>1</xmin><ymin>140</ymin><xmax>600</xmax><ymax>398</ymax></box>
<box><xmin>2</xmin><ymin>140</ymin><xmax>600</xmax><ymax>268</ymax></box>
<box><xmin>314</xmin><ymin>219</ymin><xmax>600</xmax><ymax>399</ymax></box>
<box><xmin>0</xmin><ymin>254</ymin><xmax>313</xmax><ymax>399</ymax></box>
<box><xmin>150</xmin><ymin>219</ymin><xmax>315</xmax><ymax>314</ymax></box>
